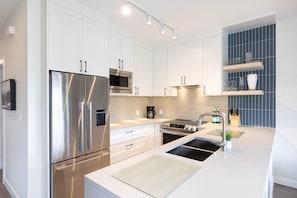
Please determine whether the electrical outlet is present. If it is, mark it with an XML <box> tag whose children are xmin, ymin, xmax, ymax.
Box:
<box><xmin>159</xmin><ymin>109</ymin><xmax>163</xmax><ymax>115</ymax></box>
<box><xmin>136</xmin><ymin>110</ymin><xmax>139</xmax><ymax>116</ymax></box>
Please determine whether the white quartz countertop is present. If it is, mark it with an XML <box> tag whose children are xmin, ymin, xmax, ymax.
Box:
<box><xmin>110</xmin><ymin>117</ymin><xmax>173</xmax><ymax>130</ymax></box>
<box><xmin>85</xmin><ymin>123</ymin><xmax>275</xmax><ymax>198</ymax></box>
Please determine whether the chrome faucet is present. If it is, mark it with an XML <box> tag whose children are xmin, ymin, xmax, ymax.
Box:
<box><xmin>198</xmin><ymin>112</ymin><xmax>227</xmax><ymax>151</ymax></box>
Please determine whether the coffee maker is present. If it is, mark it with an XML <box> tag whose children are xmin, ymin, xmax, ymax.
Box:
<box><xmin>147</xmin><ymin>106</ymin><xmax>156</xmax><ymax>119</ymax></box>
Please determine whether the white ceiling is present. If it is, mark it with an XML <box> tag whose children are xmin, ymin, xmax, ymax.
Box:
<box><xmin>0</xmin><ymin>0</ymin><xmax>297</xmax><ymax>45</ymax></box>
<box><xmin>78</xmin><ymin>0</ymin><xmax>297</xmax><ymax>45</ymax></box>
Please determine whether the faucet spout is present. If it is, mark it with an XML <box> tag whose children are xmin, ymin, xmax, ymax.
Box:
<box><xmin>198</xmin><ymin>112</ymin><xmax>227</xmax><ymax>151</ymax></box>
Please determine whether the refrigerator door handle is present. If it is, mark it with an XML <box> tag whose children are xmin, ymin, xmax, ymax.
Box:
<box><xmin>87</xmin><ymin>101</ymin><xmax>93</xmax><ymax>150</ymax></box>
<box><xmin>79</xmin><ymin>102</ymin><xmax>85</xmax><ymax>153</ymax></box>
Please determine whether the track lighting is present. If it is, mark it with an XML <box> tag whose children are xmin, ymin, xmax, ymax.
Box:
<box><xmin>172</xmin><ymin>30</ymin><xmax>177</xmax><ymax>40</ymax></box>
<box><xmin>122</xmin><ymin>0</ymin><xmax>131</xmax><ymax>15</ymax></box>
<box><xmin>121</xmin><ymin>0</ymin><xmax>177</xmax><ymax>39</ymax></box>
<box><xmin>146</xmin><ymin>14</ymin><xmax>152</xmax><ymax>26</ymax></box>
<box><xmin>159</xmin><ymin>20</ymin><xmax>166</xmax><ymax>34</ymax></box>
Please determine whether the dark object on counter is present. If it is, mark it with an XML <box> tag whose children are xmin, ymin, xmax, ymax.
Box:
<box><xmin>147</xmin><ymin>106</ymin><xmax>156</xmax><ymax>119</ymax></box>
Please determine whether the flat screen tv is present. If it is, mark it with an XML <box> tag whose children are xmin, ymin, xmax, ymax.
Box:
<box><xmin>1</xmin><ymin>79</ymin><xmax>16</xmax><ymax>110</ymax></box>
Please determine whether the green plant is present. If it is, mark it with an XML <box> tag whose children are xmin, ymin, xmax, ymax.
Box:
<box><xmin>225</xmin><ymin>131</ymin><xmax>232</xmax><ymax>141</ymax></box>
<box><xmin>221</xmin><ymin>131</ymin><xmax>232</xmax><ymax>141</ymax></box>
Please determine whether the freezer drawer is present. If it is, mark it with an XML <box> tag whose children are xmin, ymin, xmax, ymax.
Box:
<box><xmin>51</xmin><ymin>151</ymin><xmax>110</xmax><ymax>198</ymax></box>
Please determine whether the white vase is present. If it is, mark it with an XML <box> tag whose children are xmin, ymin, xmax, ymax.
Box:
<box><xmin>247</xmin><ymin>74</ymin><xmax>257</xmax><ymax>90</ymax></box>
<box><xmin>226</xmin><ymin>141</ymin><xmax>232</xmax><ymax>150</ymax></box>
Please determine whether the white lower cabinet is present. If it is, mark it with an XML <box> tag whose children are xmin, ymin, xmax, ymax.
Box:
<box><xmin>154</xmin><ymin>123</ymin><xmax>162</xmax><ymax>148</ymax></box>
<box><xmin>110</xmin><ymin>137</ymin><xmax>146</xmax><ymax>164</ymax></box>
<box><xmin>110</xmin><ymin>124</ymin><xmax>155</xmax><ymax>164</ymax></box>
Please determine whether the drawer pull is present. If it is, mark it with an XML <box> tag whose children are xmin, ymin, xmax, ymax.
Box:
<box><xmin>126</xmin><ymin>143</ymin><xmax>133</xmax><ymax>149</ymax></box>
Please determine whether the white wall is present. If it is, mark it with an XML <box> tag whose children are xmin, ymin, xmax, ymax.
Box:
<box><xmin>0</xmin><ymin>0</ymin><xmax>29</xmax><ymax>196</ymax></box>
<box><xmin>275</xmin><ymin>15</ymin><xmax>297</xmax><ymax>188</ymax></box>
<box><xmin>0</xmin><ymin>60</ymin><xmax>3</xmax><ymax>169</ymax></box>
<box><xmin>0</xmin><ymin>0</ymin><xmax>46</xmax><ymax>197</ymax></box>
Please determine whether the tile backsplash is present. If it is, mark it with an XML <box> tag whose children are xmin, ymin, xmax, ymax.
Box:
<box><xmin>110</xmin><ymin>87</ymin><xmax>228</xmax><ymax>123</ymax></box>
<box><xmin>227</xmin><ymin>24</ymin><xmax>276</xmax><ymax>127</ymax></box>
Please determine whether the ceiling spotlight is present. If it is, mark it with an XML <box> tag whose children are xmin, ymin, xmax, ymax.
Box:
<box><xmin>122</xmin><ymin>0</ymin><xmax>131</xmax><ymax>15</ymax></box>
<box><xmin>172</xmin><ymin>30</ymin><xmax>177</xmax><ymax>40</ymax></box>
<box><xmin>146</xmin><ymin>14</ymin><xmax>152</xmax><ymax>26</ymax></box>
<box><xmin>159</xmin><ymin>20</ymin><xmax>166</xmax><ymax>34</ymax></box>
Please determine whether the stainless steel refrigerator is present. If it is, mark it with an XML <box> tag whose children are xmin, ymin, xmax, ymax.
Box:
<box><xmin>50</xmin><ymin>71</ymin><xmax>110</xmax><ymax>198</ymax></box>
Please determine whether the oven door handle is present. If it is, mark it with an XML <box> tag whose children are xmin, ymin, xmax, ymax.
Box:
<box><xmin>160</xmin><ymin>129</ymin><xmax>189</xmax><ymax>136</ymax></box>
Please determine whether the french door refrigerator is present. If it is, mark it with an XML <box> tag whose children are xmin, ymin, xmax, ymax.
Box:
<box><xmin>50</xmin><ymin>71</ymin><xmax>110</xmax><ymax>198</ymax></box>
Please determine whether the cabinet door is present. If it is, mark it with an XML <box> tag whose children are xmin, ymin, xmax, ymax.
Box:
<box><xmin>108</xmin><ymin>33</ymin><xmax>133</xmax><ymax>71</ymax></box>
<box><xmin>203</xmin><ymin>36</ymin><xmax>222</xmax><ymax>95</ymax></box>
<box><xmin>143</xmin><ymin>125</ymin><xmax>155</xmax><ymax>150</ymax></box>
<box><xmin>110</xmin><ymin>137</ymin><xmax>146</xmax><ymax>164</ymax></box>
<box><xmin>152</xmin><ymin>49</ymin><xmax>167</xmax><ymax>96</ymax></box>
<box><xmin>183</xmin><ymin>40</ymin><xmax>203</xmax><ymax>85</ymax></box>
<box><xmin>83</xmin><ymin>17</ymin><xmax>108</xmax><ymax>77</ymax></box>
<box><xmin>152</xmin><ymin>49</ymin><xmax>177</xmax><ymax>96</ymax></box>
<box><xmin>167</xmin><ymin>45</ymin><xmax>183</xmax><ymax>86</ymax></box>
<box><xmin>108</xmin><ymin>31</ymin><xmax>121</xmax><ymax>70</ymax></box>
<box><xmin>120</xmin><ymin>35</ymin><xmax>133</xmax><ymax>71</ymax></box>
<box><xmin>48</xmin><ymin>4</ymin><xmax>83</xmax><ymax>73</ymax></box>
<box><xmin>133</xmin><ymin>45</ymin><xmax>152</xmax><ymax>96</ymax></box>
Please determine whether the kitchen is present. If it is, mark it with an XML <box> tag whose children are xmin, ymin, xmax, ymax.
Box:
<box><xmin>0</xmin><ymin>0</ymin><xmax>296</xmax><ymax>198</ymax></box>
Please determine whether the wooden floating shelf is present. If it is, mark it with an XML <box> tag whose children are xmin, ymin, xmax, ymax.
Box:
<box><xmin>223</xmin><ymin>61</ymin><xmax>264</xmax><ymax>72</ymax></box>
<box><xmin>222</xmin><ymin>90</ymin><xmax>264</xmax><ymax>96</ymax></box>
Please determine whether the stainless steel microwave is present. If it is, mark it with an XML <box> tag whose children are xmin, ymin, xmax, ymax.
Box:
<box><xmin>109</xmin><ymin>68</ymin><xmax>133</xmax><ymax>94</ymax></box>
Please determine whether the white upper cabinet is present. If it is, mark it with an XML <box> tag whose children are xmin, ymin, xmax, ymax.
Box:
<box><xmin>167</xmin><ymin>41</ymin><xmax>204</xmax><ymax>86</ymax></box>
<box><xmin>108</xmin><ymin>32</ymin><xmax>133</xmax><ymax>71</ymax></box>
<box><xmin>133</xmin><ymin>45</ymin><xmax>152</xmax><ymax>96</ymax></box>
<box><xmin>83</xmin><ymin>17</ymin><xmax>108</xmax><ymax>76</ymax></box>
<box><xmin>203</xmin><ymin>35</ymin><xmax>224</xmax><ymax>95</ymax></box>
<box><xmin>152</xmin><ymin>48</ymin><xmax>177</xmax><ymax>96</ymax></box>
<box><xmin>167</xmin><ymin>45</ymin><xmax>183</xmax><ymax>86</ymax></box>
<box><xmin>183</xmin><ymin>40</ymin><xmax>204</xmax><ymax>85</ymax></box>
<box><xmin>48</xmin><ymin>3</ymin><xmax>108</xmax><ymax>76</ymax></box>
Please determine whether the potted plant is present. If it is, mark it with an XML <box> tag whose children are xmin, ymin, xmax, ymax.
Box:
<box><xmin>225</xmin><ymin>131</ymin><xmax>233</xmax><ymax>149</ymax></box>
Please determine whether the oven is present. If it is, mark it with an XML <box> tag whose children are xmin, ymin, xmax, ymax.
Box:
<box><xmin>160</xmin><ymin>119</ymin><xmax>200</xmax><ymax>145</ymax></box>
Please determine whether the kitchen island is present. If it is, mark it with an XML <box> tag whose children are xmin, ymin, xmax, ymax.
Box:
<box><xmin>85</xmin><ymin>123</ymin><xmax>275</xmax><ymax>198</ymax></box>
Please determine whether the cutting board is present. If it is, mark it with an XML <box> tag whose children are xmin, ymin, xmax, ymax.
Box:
<box><xmin>112</xmin><ymin>155</ymin><xmax>200</xmax><ymax>198</ymax></box>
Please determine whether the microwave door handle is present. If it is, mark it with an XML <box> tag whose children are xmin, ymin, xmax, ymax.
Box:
<box><xmin>79</xmin><ymin>102</ymin><xmax>84</xmax><ymax>153</ymax></box>
<box><xmin>87</xmin><ymin>101</ymin><xmax>92</xmax><ymax>150</ymax></box>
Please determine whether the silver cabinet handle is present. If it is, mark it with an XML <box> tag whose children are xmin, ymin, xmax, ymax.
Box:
<box><xmin>135</xmin><ymin>87</ymin><xmax>139</xmax><ymax>95</ymax></box>
<box><xmin>87</xmin><ymin>102</ymin><xmax>92</xmax><ymax>150</ymax></box>
<box><xmin>125</xmin><ymin>143</ymin><xmax>133</xmax><ymax>150</ymax></box>
<box><xmin>84</xmin><ymin>61</ymin><xmax>87</xmax><ymax>72</ymax></box>
<box><xmin>118</xmin><ymin>59</ymin><xmax>121</xmax><ymax>69</ymax></box>
<box><xmin>78</xmin><ymin>102</ymin><xmax>84</xmax><ymax>153</ymax></box>
<box><xmin>121</xmin><ymin>59</ymin><xmax>124</xmax><ymax>69</ymax></box>
<box><xmin>181</xmin><ymin>76</ymin><xmax>183</xmax><ymax>85</ymax></box>
<box><xmin>125</xmin><ymin>130</ymin><xmax>133</xmax><ymax>134</ymax></box>
<box><xmin>80</xmin><ymin>60</ymin><xmax>83</xmax><ymax>72</ymax></box>
<box><xmin>164</xmin><ymin>88</ymin><xmax>167</xmax><ymax>96</ymax></box>
<box><xmin>184</xmin><ymin>76</ymin><xmax>186</xmax><ymax>85</ymax></box>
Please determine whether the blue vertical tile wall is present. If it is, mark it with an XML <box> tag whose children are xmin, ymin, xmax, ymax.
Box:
<box><xmin>228</xmin><ymin>24</ymin><xmax>275</xmax><ymax>128</ymax></box>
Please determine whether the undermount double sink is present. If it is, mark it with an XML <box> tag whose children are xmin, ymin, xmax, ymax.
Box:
<box><xmin>167</xmin><ymin>138</ymin><xmax>221</xmax><ymax>161</ymax></box>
